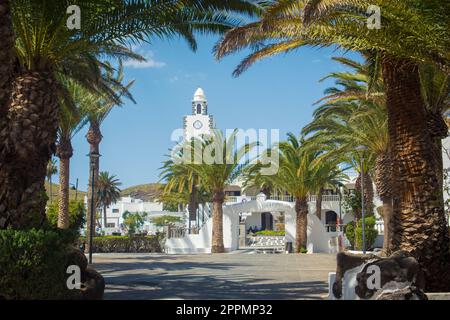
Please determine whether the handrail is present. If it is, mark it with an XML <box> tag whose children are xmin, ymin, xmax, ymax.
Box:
<box><xmin>227</xmin><ymin>195</ymin><xmax>341</xmax><ymax>203</ymax></box>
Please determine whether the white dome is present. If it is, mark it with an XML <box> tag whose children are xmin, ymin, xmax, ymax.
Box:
<box><xmin>193</xmin><ymin>87</ymin><xmax>206</xmax><ymax>101</ymax></box>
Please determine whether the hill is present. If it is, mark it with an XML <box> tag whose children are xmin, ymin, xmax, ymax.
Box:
<box><xmin>120</xmin><ymin>183</ymin><xmax>163</xmax><ymax>202</ymax></box>
<box><xmin>45</xmin><ymin>181</ymin><xmax>86</xmax><ymax>203</ymax></box>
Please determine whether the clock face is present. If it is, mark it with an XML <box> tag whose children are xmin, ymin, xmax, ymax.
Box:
<box><xmin>193</xmin><ymin>120</ymin><xmax>203</xmax><ymax>129</ymax></box>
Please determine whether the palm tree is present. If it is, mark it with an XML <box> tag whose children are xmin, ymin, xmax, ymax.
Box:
<box><xmin>96</xmin><ymin>172</ymin><xmax>122</xmax><ymax>229</ymax></box>
<box><xmin>160</xmin><ymin>152</ymin><xmax>201</xmax><ymax>227</ymax></box>
<box><xmin>253</xmin><ymin>133</ymin><xmax>339</xmax><ymax>251</ymax></box>
<box><xmin>303</xmin><ymin>57</ymin><xmax>448</xmax><ymax>253</ymax></box>
<box><xmin>56</xmin><ymin>78</ymin><xmax>93</xmax><ymax>229</ymax></box>
<box><xmin>0</xmin><ymin>0</ymin><xmax>260</xmax><ymax>230</ymax></box>
<box><xmin>214</xmin><ymin>1</ymin><xmax>450</xmax><ymax>289</ymax></box>
<box><xmin>174</xmin><ymin>130</ymin><xmax>257</xmax><ymax>253</ymax></box>
<box><xmin>46</xmin><ymin>158</ymin><xmax>58</xmax><ymax>204</ymax></box>
<box><xmin>311</xmin><ymin>161</ymin><xmax>348</xmax><ymax>221</ymax></box>
<box><xmin>242</xmin><ymin>162</ymin><xmax>275</xmax><ymax>197</ymax></box>
<box><xmin>0</xmin><ymin>0</ymin><xmax>14</xmax><ymax>148</ymax></box>
<box><xmin>85</xmin><ymin>62</ymin><xmax>135</xmax><ymax>251</ymax></box>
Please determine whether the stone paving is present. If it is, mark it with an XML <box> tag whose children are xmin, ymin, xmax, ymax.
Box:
<box><xmin>92</xmin><ymin>251</ymin><xmax>337</xmax><ymax>300</ymax></box>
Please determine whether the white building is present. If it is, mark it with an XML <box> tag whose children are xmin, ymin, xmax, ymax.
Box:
<box><xmin>102</xmin><ymin>196</ymin><xmax>184</xmax><ymax>235</ymax></box>
<box><xmin>183</xmin><ymin>88</ymin><xmax>214</xmax><ymax>140</ymax></box>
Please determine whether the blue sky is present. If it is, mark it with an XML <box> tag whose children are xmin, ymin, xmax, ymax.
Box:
<box><xmin>64</xmin><ymin>35</ymin><xmax>362</xmax><ymax>191</ymax></box>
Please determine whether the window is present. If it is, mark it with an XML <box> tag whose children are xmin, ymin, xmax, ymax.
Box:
<box><xmin>106</xmin><ymin>223</ymin><xmax>115</xmax><ymax>228</ymax></box>
<box><xmin>197</xmin><ymin>103</ymin><xmax>202</xmax><ymax>114</ymax></box>
<box><xmin>112</xmin><ymin>209</ymin><xmax>119</xmax><ymax>213</ymax></box>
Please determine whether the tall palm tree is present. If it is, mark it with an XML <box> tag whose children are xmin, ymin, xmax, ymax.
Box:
<box><xmin>0</xmin><ymin>0</ymin><xmax>260</xmax><ymax>230</ymax></box>
<box><xmin>242</xmin><ymin>162</ymin><xmax>275</xmax><ymax>197</ymax></box>
<box><xmin>311</xmin><ymin>161</ymin><xmax>348</xmax><ymax>221</ymax></box>
<box><xmin>254</xmin><ymin>133</ymin><xmax>339</xmax><ymax>251</ymax></box>
<box><xmin>56</xmin><ymin>78</ymin><xmax>91</xmax><ymax>229</ymax></box>
<box><xmin>96</xmin><ymin>172</ymin><xmax>122</xmax><ymax>229</ymax></box>
<box><xmin>0</xmin><ymin>0</ymin><xmax>14</xmax><ymax>141</ymax></box>
<box><xmin>85</xmin><ymin>62</ymin><xmax>134</xmax><ymax>251</ymax></box>
<box><xmin>160</xmin><ymin>151</ymin><xmax>201</xmax><ymax>227</ymax></box>
<box><xmin>46</xmin><ymin>158</ymin><xmax>58</xmax><ymax>204</ymax></box>
<box><xmin>214</xmin><ymin>1</ymin><xmax>450</xmax><ymax>289</ymax></box>
<box><xmin>175</xmin><ymin>130</ymin><xmax>257</xmax><ymax>253</ymax></box>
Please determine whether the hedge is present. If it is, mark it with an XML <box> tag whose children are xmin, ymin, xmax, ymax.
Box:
<box><xmin>0</xmin><ymin>229</ymin><xmax>82</xmax><ymax>300</ymax></box>
<box><xmin>78</xmin><ymin>235</ymin><xmax>162</xmax><ymax>253</ymax></box>
<box><xmin>252</xmin><ymin>230</ymin><xmax>285</xmax><ymax>236</ymax></box>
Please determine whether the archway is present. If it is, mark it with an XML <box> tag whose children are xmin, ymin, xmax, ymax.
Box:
<box><xmin>261</xmin><ymin>212</ymin><xmax>274</xmax><ymax>230</ymax></box>
<box><xmin>325</xmin><ymin>211</ymin><xmax>338</xmax><ymax>232</ymax></box>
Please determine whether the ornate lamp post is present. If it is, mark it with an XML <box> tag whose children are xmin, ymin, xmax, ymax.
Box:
<box><xmin>356</xmin><ymin>145</ymin><xmax>368</xmax><ymax>254</ymax></box>
<box><xmin>87</xmin><ymin>151</ymin><xmax>101</xmax><ymax>264</ymax></box>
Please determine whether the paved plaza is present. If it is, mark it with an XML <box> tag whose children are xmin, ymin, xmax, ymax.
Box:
<box><xmin>92</xmin><ymin>251</ymin><xmax>337</xmax><ymax>300</ymax></box>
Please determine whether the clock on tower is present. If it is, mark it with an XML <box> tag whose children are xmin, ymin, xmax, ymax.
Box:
<box><xmin>183</xmin><ymin>88</ymin><xmax>214</xmax><ymax>140</ymax></box>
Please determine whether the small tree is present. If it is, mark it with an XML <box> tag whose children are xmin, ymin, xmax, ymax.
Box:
<box><xmin>122</xmin><ymin>211</ymin><xmax>147</xmax><ymax>236</ymax></box>
<box><xmin>344</xmin><ymin>216</ymin><xmax>378</xmax><ymax>251</ymax></box>
<box><xmin>46</xmin><ymin>158</ymin><xmax>58</xmax><ymax>204</ymax></box>
<box><xmin>151</xmin><ymin>215</ymin><xmax>183</xmax><ymax>229</ymax></box>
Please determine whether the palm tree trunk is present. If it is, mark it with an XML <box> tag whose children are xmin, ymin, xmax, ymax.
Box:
<box><xmin>381</xmin><ymin>198</ymin><xmax>393</xmax><ymax>253</ymax></box>
<box><xmin>85</xmin><ymin>121</ymin><xmax>102</xmax><ymax>253</ymax></box>
<box><xmin>355</xmin><ymin>171</ymin><xmax>374</xmax><ymax>216</ymax></box>
<box><xmin>295</xmin><ymin>197</ymin><xmax>308</xmax><ymax>252</ymax></box>
<box><xmin>211</xmin><ymin>191</ymin><xmax>225</xmax><ymax>253</ymax></box>
<box><xmin>103</xmin><ymin>204</ymin><xmax>107</xmax><ymax>229</ymax></box>
<box><xmin>0</xmin><ymin>0</ymin><xmax>14</xmax><ymax>143</ymax></box>
<box><xmin>374</xmin><ymin>151</ymin><xmax>394</xmax><ymax>253</ymax></box>
<box><xmin>316</xmin><ymin>188</ymin><xmax>323</xmax><ymax>220</ymax></box>
<box><xmin>188</xmin><ymin>179</ymin><xmax>198</xmax><ymax>227</ymax></box>
<box><xmin>381</xmin><ymin>55</ymin><xmax>450</xmax><ymax>291</ymax></box>
<box><xmin>0</xmin><ymin>71</ymin><xmax>59</xmax><ymax>229</ymax></box>
<box><xmin>56</xmin><ymin>137</ymin><xmax>73</xmax><ymax>229</ymax></box>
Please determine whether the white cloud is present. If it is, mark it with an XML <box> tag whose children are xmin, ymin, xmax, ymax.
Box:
<box><xmin>124</xmin><ymin>46</ymin><xmax>166</xmax><ymax>69</ymax></box>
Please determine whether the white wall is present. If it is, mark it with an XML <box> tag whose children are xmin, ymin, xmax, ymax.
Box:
<box><xmin>166</xmin><ymin>198</ymin><xmax>338</xmax><ymax>254</ymax></box>
<box><xmin>245</xmin><ymin>213</ymin><xmax>262</xmax><ymax>231</ymax></box>
<box><xmin>102</xmin><ymin>197</ymin><xmax>180</xmax><ymax>235</ymax></box>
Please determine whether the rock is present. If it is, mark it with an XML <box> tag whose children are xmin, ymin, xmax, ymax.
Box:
<box><xmin>80</xmin><ymin>267</ymin><xmax>105</xmax><ymax>300</ymax></box>
<box><xmin>332</xmin><ymin>251</ymin><xmax>378</xmax><ymax>299</ymax></box>
<box><xmin>66</xmin><ymin>247</ymin><xmax>88</xmax><ymax>272</ymax></box>
<box><xmin>355</xmin><ymin>250</ymin><xmax>426</xmax><ymax>300</ymax></box>
<box><xmin>372</xmin><ymin>282</ymin><xmax>428</xmax><ymax>300</ymax></box>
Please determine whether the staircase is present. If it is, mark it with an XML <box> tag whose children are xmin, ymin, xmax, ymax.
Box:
<box><xmin>165</xmin><ymin>203</ymin><xmax>214</xmax><ymax>254</ymax></box>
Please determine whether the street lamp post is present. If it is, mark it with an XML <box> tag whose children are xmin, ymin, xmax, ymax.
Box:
<box><xmin>338</xmin><ymin>185</ymin><xmax>344</xmax><ymax>251</ymax></box>
<box><xmin>87</xmin><ymin>151</ymin><xmax>101</xmax><ymax>264</ymax></box>
<box><xmin>356</xmin><ymin>146</ymin><xmax>368</xmax><ymax>254</ymax></box>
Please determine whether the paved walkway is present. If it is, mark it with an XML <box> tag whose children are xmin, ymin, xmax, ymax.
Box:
<box><xmin>92</xmin><ymin>251</ymin><xmax>336</xmax><ymax>300</ymax></box>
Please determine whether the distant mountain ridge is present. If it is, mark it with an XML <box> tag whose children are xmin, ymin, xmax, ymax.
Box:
<box><xmin>120</xmin><ymin>183</ymin><xmax>163</xmax><ymax>202</ymax></box>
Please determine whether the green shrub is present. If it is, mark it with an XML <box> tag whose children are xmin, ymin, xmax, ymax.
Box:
<box><xmin>0</xmin><ymin>228</ymin><xmax>82</xmax><ymax>299</ymax></box>
<box><xmin>298</xmin><ymin>247</ymin><xmax>308</xmax><ymax>254</ymax></box>
<box><xmin>344</xmin><ymin>216</ymin><xmax>378</xmax><ymax>250</ymax></box>
<box><xmin>78</xmin><ymin>235</ymin><xmax>162</xmax><ymax>253</ymax></box>
<box><xmin>46</xmin><ymin>200</ymin><xmax>86</xmax><ymax>233</ymax></box>
<box><xmin>253</xmin><ymin>230</ymin><xmax>285</xmax><ymax>236</ymax></box>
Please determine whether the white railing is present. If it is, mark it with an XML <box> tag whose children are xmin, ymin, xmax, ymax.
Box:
<box><xmin>231</xmin><ymin>195</ymin><xmax>342</xmax><ymax>203</ymax></box>
<box><xmin>167</xmin><ymin>227</ymin><xmax>186</xmax><ymax>239</ymax></box>
<box><xmin>309</xmin><ymin>195</ymin><xmax>341</xmax><ymax>202</ymax></box>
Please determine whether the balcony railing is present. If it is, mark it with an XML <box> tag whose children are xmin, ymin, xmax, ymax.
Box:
<box><xmin>226</xmin><ymin>194</ymin><xmax>341</xmax><ymax>203</ymax></box>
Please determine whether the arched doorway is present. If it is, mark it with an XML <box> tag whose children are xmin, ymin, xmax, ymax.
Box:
<box><xmin>261</xmin><ymin>212</ymin><xmax>274</xmax><ymax>230</ymax></box>
<box><xmin>325</xmin><ymin>211</ymin><xmax>338</xmax><ymax>232</ymax></box>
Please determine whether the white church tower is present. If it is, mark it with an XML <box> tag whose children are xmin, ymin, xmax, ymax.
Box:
<box><xmin>183</xmin><ymin>88</ymin><xmax>214</xmax><ymax>140</ymax></box>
